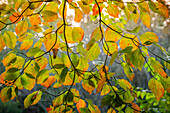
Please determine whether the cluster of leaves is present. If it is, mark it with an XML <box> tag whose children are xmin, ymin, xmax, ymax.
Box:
<box><xmin>0</xmin><ymin>0</ymin><xmax>169</xmax><ymax>112</ymax></box>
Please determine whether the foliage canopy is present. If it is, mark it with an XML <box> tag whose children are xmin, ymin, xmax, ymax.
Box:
<box><xmin>0</xmin><ymin>0</ymin><xmax>170</xmax><ymax>112</ymax></box>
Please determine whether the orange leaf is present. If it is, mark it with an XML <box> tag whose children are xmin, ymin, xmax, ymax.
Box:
<box><xmin>28</xmin><ymin>25</ymin><xmax>42</xmax><ymax>33</ymax></box>
<box><xmin>107</xmin><ymin>4</ymin><xmax>120</xmax><ymax>18</ymax></box>
<box><xmin>107</xmin><ymin>107</ymin><xmax>116</xmax><ymax>113</ymax></box>
<box><xmin>46</xmin><ymin>1</ymin><xmax>58</xmax><ymax>12</ymax></box>
<box><xmin>20</xmin><ymin>39</ymin><xmax>33</xmax><ymax>50</ymax></box>
<box><xmin>41</xmin><ymin>76</ymin><xmax>56</xmax><ymax>88</ymax></box>
<box><xmin>72</xmin><ymin>27</ymin><xmax>84</xmax><ymax>42</ymax></box>
<box><xmin>82</xmin><ymin>81</ymin><xmax>95</xmax><ymax>95</ymax></box>
<box><xmin>155</xmin><ymin>2</ymin><xmax>169</xmax><ymax>18</ymax></box>
<box><xmin>76</xmin><ymin>99</ymin><xmax>86</xmax><ymax>113</ymax></box>
<box><xmin>131</xmin><ymin>102</ymin><xmax>141</xmax><ymax>113</ymax></box>
<box><xmin>96</xmin><ymin>77</ymin><xmax>106</xmax><ymax>94</ymax></box>
<box><xmin>140</xmin><ymin>11</ymin><xmax>150</xmax><ymax>28</ymax></box>
<box><xmin>119</xmin><ymin>34</ymin><xmax>139</xmax><ymax>51</ymax></box>
<box><xmin>139</xmin><ymin>32</ymin><xmax>158</xmax><ymax>46</ymax></box>
<box><xmin>35</xmin><ymin>56</ymin><xmax>48</xmax><ymax>70</ymax></box>
<box><xmin>148</xmin><ymin>78</ymin><xmax>164</xmax><ymax>101</ymax></box>
<box><xmin>9</xmin><ymin>12</ymin><xmax>22</xmax><ymax>24</ymax></box>
<box><xmin>29</xmin><ymin>14</ymin><xmax>41</xmax><ymax>25</ymax></box>
<box><xmin>74</xmin><ymin>8</ymin><xmax>83</xmax><ymax>22</ymax></box>
<box><xmin>138</xmin><ymin>2</ymin><xmax>150</xmax><ymax>14</ymax></box>
<box><xmin>92</xmin><ymin>3</ymin><xmax>104</xmax><ymax>16</ymax></box>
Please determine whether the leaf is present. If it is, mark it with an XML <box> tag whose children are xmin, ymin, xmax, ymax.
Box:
<box><xmin>0</xmin><ymin>34</ymin><xmax>5</xmax><ymax>52</ymax></box>
<box><xmin>5</xmin><ymin>68</ymin><xmax>20</xmax><ymax>81</ymax></box>
<box><xmin>122</xmin><ymin>63</ymin><xmax>135</xmax><ymax>81</ymax></box>
<box><xmin>140</xmin><ymin>11</ymin><xmax>150</xmax><ymax>28</ymax></box>
<box><xmin>86</xmin><ymin>43</ymin><xmax>100</xmax><ymax>61</ymax></box>
<box><xmin>20</xmin><ymin>39</ymin><xmax>33</xmax><ymax>50</ymax></box>
<box><xmin>9</xmin><ymin>12</ymin><xmax>22</xmax><ymax>23</ymax></box>
<box><xmin>118</xmin><ymin>79</ymin><xmax>133</xmax><ymax>91</ymax></box>
<box><xmin>149</xmin><ymin>1</ymin><xmax>169</xmax><ymax>18</ymax></box>
<box><xmin>3</xmin><ymin>31</ymin><xmax>17</xmax><ymax>49</ymax></box>
<box><xmin>76</xmin><ymin>99</ymin><xmax>86</xmax><ymax>113</ymax></box>
<box><xmin>90</xmin><ymin>27</ymin><xmax>104</xmax><ymax>41</ymax></box>
<box><xmin>126</xmin><ymin>25</ymin><xmax>140</xmax><ymax>34</ymax></box>
<box><xmin>130</xmin><ymin>48</ymin><xmax>144</xmax><ymax>71</ymax></box>
<box><xmin>124</xmin><ymin>7</ymin><xmax>130</xmax><ymax>22</ymax></box>
<box><xmin>41</xmin><ymin>10</ymin><xmax>58</xmax><ymax>22</ymax></box>
<box><xmin>123</xmin><ymin>90</ymin><xmax>134</xmax><ymax>103</ymax></box>
<box><xmin>29</xmin><ymin>14</ymin><xmax>41</xmax><ymax>25</ymax></box>
<box><xmin>119</xmin><ymin>34</ymin><xmax>139</xmax><ymax>51</ymax></box>
<box><xmin>107</xmin><ymin>4</ymin><xmax>120</xmax><ymax>18</ymax></box>
<box><xmin>95</xmin><ymin>77</ymin><xmax>106</xmax><ymax>94</ymax></box>
<box><xmin>131</xmin><ymin>102</ymin><xmax>141</xmax><ymax>113</ymax></box>
<box><xmin>59</xmin><ymin>2</ymin><xmax>67</xmax><ymax>18</ymax></box>
<box><xmin>80</xmin><ymin>108</ymin><xmax>91</xmax><ymax>113</ymax></box>
<box><xmin>148</xmin><ymin>78</ymin><xmax>164</xmax><ymax>101</ymax></box>
<box><xmin>15</xmin><ymin>20</ymin><xmax>28</xmax><ymax>36</ymax></box>
<box><xmin>92</xmin><ymin>3</ymin><xmax>104</xmax><ymax>16</ymax></box>
<box><xmin>74</xmin><ymin>8</ymin><xmax>83</xmax><ymax>22</ymax></box>
<box><xmin>0</xmin><ymin>87</ymin><xmax>15</xmax><ymax>103</ymax></box>
<box><xmin>139</xmin><ymin>32</ymin><xmax>158</xmax><ymax>46</ymax></box>
<box><xmin>21</xmin><ymin>74</ymin><xmax>35</xmax><ymax>90</ymax></box>
<box><xmin>138</xmin><ymin>2</ymin><xmax>150</xmax><ymax>13</ymax></box>
<box><xmin>59</xmin><ymin>67</ymin><xmax>68</xmax><ymax>84</ymax></box>
<box><xmin>164</xmin><ymin>61</ymin><xmax>170</xmax><ymax>70</ymax></box>
<box><xmin>105</xmin><ymin>24</ymin><xmax>122</xmax><ymax>42</ymax></box>
<box><xmin>100</xmin><ymin>85</ymin><xmax>110</xmax><ymax>96</ymax></box>
<box><xmin>109</xmin><ymin>51</ymin><xmax>118</xmax><ymax>66</ymax></box>
<box><xmin>72</xmin><ymin>27</ymin><xmax>84</xmax><ymax>42</ymax></box>
<box><xmin>27</xmin><ymin>47</ymin><xmax>41</xmax><ymax>57</ymax></box>
<box><xmin>24</xmin><ymin>91</ymin><xmax>42</xmax><ymax>108</ymax></box>
<box><xmin>103</xmin><ymin>42</ymin><xmax>118</xmax><ymax>55</ymax></box>
<box><xmin>160</xmin><ymin>77</ymin><xmax>170</xmax><ymax>93</ymax></box>
<box><xmin>131</xmin><ymin>9</ymin><xmax>139</xmax><ymax>24</ymax></box>
<box><xmin>46</xmin><ymin>1</ymin><xmax>58</xmax><ymax>12</ymax></box>
<box><xmin>36</xmin><ymin>69</ymin><xmax>49</xmax><ymax>84</ymax></box>
<box><xmin>101</xmin><ymin>95</ymin><xmax>113</xmax><ymax>108</ymax></box>
<box><xmin>41</xmin><ymin>76</ymin><xmax>56</xmax><ymax>88</ymax></box>
<box><xmin>15</xmin><ymin>0</ymin><xmax>25</xmax><ymax>11</ymax></box>
<box><xmin>28</xmin><ymin>25</ymin><xmax>42</xmax><ymax>33</ymax></box>
<box><xmin>82</xmin><ymin>81</ymin><xmax>95</xmax><ymax>95</ymax></box>
<box><xmin>77</xmin><ymin>1</ymin><xmax>90</xmax><ymax>14</ymax></box>
<box><xmin>107</xmin><ymin>107</ymin><xmax>116</xmax><ymax>113</ymax></box>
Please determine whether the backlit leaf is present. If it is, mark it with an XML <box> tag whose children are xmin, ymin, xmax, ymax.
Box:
<box><xmin>15</xmin><ymin>20</ymin><xmax>28</xmax><ymax>36</ymax></box>
<box><xmin>28</xmin><ymin>25</ymin><xmax>42</xmax><ymax>33</ymax></box>
<box><xmin>46</xmin><ymin>1</ymin><xmax>58</xmax><ymax>12</ymax></box>
<box><xmin>0</xmin><ymin>87</ymin><xmax>16</xmax><ymax>103</ymax></box>
<box><xmin>27</xmin><ymin>47</ymin><xmax>41</xmax><ymax>57</ymax></box>
<box><xmin>96</xmin><ymin>77</ymin><xmax>106</xmax><ymax>94</ymax></box>
<box><xmin>148</xmin><ymin>78</ymin><xmax>164</xmax><ymax>101</ymax></box>
<box><xmin>74</xmin><ymin>8</ymin><xmax>83</xmax><ymax>22</ymax></box>
<box><xmin>72</xmin><ymin>27</ymin><xmax>84</xmax><ymax>42</ymax></box>
<box><xmin>107</xmin><ymin>107</ymin><xmax>116</xmax><ymax>113</ymax></box>
<box><xmin>0</xmin><ymin>34</ymin><xmax>5</xmax><ymax>52</ymax></box>
<box><xmin>20</xmin><ymin>39</ymin><xmax>33</xmax><ymax>50</ymax></box>
<box><xmin>90</xmin><ymin>27</ymin><xmax>104</xmax><ymax>41</ymax></box>
<box><xmin>5</xmin><ymin>68</ymin><xmax>20</xmax><ymax>81</ymax></box>
<box><xmin>107</xmin><ymin>4</ymin><xmax>120</xmax><ymax>18</ymax></box>
<box><xmin>92</xmin><ymin>3</ymin><xmax>104</xmax><ymax>16</ymax></box>
<box><xmin>101</xmin><ymin>85</ymin><xmax>110</xmax><ymax>96</ymax></box>
<box><xmin>109</xmin><ymin>51</ymin><xmax>118</xmax><ymax>66</ymax></box>
<box><xmin>139</xmin><ymin>32</ymin><xmax>158</xmax><ymax>46</ymax></box>
<box><xmin>131</xmin><ymin>102</ymin><xmax>141</xmax><ymax>113</ymax></box>
<box><xmin>9</xmin><ymin>12</ymin><xmax>22</xmax><ymax>23</ymax></box>
<box><xmin>86</xmin><ymin>43</ymin><xmax>100</xmax><ymax>61</ymax></box>
<box><xmin>59</xmin><ymin>2</ymin><xmax>67</xmax><ymax>18</ymax></box>
<box><xmin>59</xmin><ymin>67</ymin><xmax>68</xmax><ymax>84</ymax></box>
<box><xmin>76</xmin><ymin>99</ymin><xmax>86</xmax><ymax>113</ymax></box>
<box><xmin>24</xmin><ymin>91</ymin><xmax>42</xmax><ymax>108</ymax></box>
<box><xmin>118</xmin><ymin>79</ymin><xmax>133</xmax><ymax>91</ymax></box>
<box><xmin>78</xmin><ymin>1</ymin><xmax>90</xmax><ymax>14</ymax></box>
<box><xmin>29</xmin><ymin>14</ymin><xmax>41</xmax><ymax>25</ymax></box>
<box><xmin>105</xmin><ymin>24</ymin><xmax>122</xmax><ymax>42</ymax></box>
<box><xmin>41</xmin><ymin>76</ymin><xmax>56</xmax><ymax>88</ymax></box>
<box><xmin>3</xmin><ymin>31</ymin><xmax>17</xmax><ymax>49</ymax></box>
<box><xmin>103</xmin><ymin>42</ymin><xmax>118</xmax><ymax>55</ymax></box>
<box><xmin>21</xmin><ymin>74</ymin><xmax>35</xmax><ymax>90</ymax></box>
<box><xmin>15</xmin><ymin>0</ymin><xmax>25</xmax><ymax>11</ymax></box>
<box><xmin>131</xmin><ymin>9</ymin><xmax>139</xmax><ymax>24</ymax></box>
<box><xmin>126</xmin><ymin>25</ymin><xmax>140</xmax><ymax>34</ymax></box>
<box><xmin>140</xmin><ymin>11</ymin><xmax>150</xmax><ymax>28</ymax></box>
<box><xmin>42</xmin><ymin>10</ymin><xmax>58</xmax><ymax>22</ymax></box>
<box><xmin>138</xmin><ymin>2</ymin><xmax>150</xmax><ymax>13</ymax></box>
<box><xmin>119</xmin><ymin>34</ymin><xmax>139</xmax><ymax>51</ymax></box>
<box><xmin>82</xmin><ymin>81</ymin><xmax>95</xmax><ymax>94</ymax></box>
<box><xmin>36</xmin><ymin>69</ymin><xmax>49</xmax><ymax>84</ymax></box>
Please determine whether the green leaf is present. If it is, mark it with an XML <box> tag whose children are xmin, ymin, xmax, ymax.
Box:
<box><xmin>3</xmin><ymin>31</ymin><xmax>17</xmax><ymax>49</ymax></box>
<box><xmin>123</xmin><ymin>90</ymin><xmax>134</xmax><ymax>103</ymax></box>
<box><xmin>71</xmin><ymin>53</ymin><xmax>79</xmax><ymax>68</ymax></box>
<box><xmin>5</xmin><ymin>68</ymin><xmax>20</xmax><ymax>81</ymax></box>
<box><xmin>101</xmin><ymin>95</ymin><xmax>113</xmax><ymax>108</ymax></box>
<box><xmin>59</xmin><ymin>67</ymin><xmax>68</xmax><ymax>84</ymax></box>
<box><xmin>119</xmin><ymin>46</ymin><xmax>133</xmax><ymax>54</ymax></box>
<box><xmin>126</xmin><ymin>25</ymin><xmax>140</xmax><ymax>34</ymax></box>
<box><xmin>86</xmin><ymin>43</ymin><xmax>100</xmax><ymax>61</ymax></box>
<box><xmin>53</xmin><ymin>64</ymin><xmax>65</xmax><ymax>69</ymax></box>
<box><xmin>41</xmin><ymin>10</ymin><xmax>58</xmax><ymax>22</ymax></box>
<box><xmin>0</xmin><ymin>87</ymin><xmax>13</xmax><ymax>103</ymax></box>
<box><xmin>36</xmin><ymin>69</ymin><xmax>49</xmax><ymax>84</ymax></box>
<box><xmin>80</xmin><ymin>107</ymin><xmax>91</xmax><ymax>113</ymax></box>
<box><xmin>27</xmin><ymin>47</ymin><xmax>41</xmax><ymax>57</ymax></box>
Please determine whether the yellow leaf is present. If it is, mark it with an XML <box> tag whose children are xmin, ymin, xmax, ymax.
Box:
<box><xmin>139</xmin><ymin>32</ymin><xmax>158</xmax><ymax>46</ymax></box>
<box><xmin>20</xmin><ymin>39</ymin><xmax>33</xmax><ymax>50</ymax></box>
<box><xmin>118</xmin><ymin>79</ymin><xmax>133</xmax><ymax>91</ymax></box>
<box><xmin>3</xmin><ymin>31</ymin><xmax>17</xmax><ymax>49</ymax></box>
<box><xmin>0</xmin><ymin>34</ymin><xmax>5</xmax><ymax>52</ymax></box>
<box><xmin>140</xmin><ymin>11</ymin><xmax>150</xmax><ymax>28</ymax></box>
<box><xmin>72</xmin><ymin>27</ymin><xmax>84</xmax><ymax>42</ymax></box>
<box><xmin>74</xmin><ymin>8</ymin><xmax>83</xmax><ymax>22</ymax></box>
<box><xmin>107</xmin><ymin>4</ymin><xmax>120</xmax><ymax>18</ymax></box>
